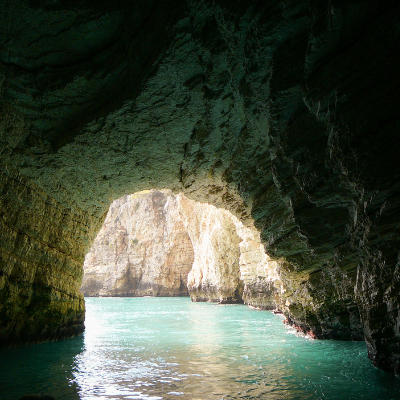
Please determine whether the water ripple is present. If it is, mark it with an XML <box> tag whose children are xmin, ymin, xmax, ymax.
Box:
<box><xmin>2</xmin><ymin>298</ymin><xmax>400</xmax><ymax>400</ymax></box>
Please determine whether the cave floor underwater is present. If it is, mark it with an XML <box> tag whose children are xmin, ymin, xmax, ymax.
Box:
<box><xmin>1</xmin><ymin>297</ymin><xmax>400</xmax><ymax>400</ymax></box>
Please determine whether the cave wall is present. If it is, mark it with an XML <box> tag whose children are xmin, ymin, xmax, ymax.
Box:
<box><xmin>0</xmin><ymin>160</ymin><xmax>100</xmax><ymax>346</ymax></box>
<box><xmin>261</xmin><ymin>1</ymin><xmax>400</xmax><ymax>372</ymax></box>
<box><xmin>0</xmin><ymin>0</ymin><xmax>399</xmax><ymax>375</ymax></box>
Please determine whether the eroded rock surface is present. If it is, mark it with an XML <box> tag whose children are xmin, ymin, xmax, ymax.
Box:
<box><xmin>178</xmin><ymin>194</ymin><xmax>244</xmax><ymax>303</ymax></box>
<box><xmin>0</xmin><ymin>0</ymin><xmax>399</xmax><ymax>375</ymax></box>
<box><xmin>0</xmin><ymin>160</ymin><xmax>98</xmax><ymax>346</ymax></box>
<box><xmin>81</xmin><ymin>190</ymin><xmax>194</xmax><ymax>297</ymax></box>
<box><xmin>234</xmin><ymin>220</ymin><xmax>281</xmax><ymax>310</ymax></box>
<box><xmin>178</xmin><ymin>193</ymin><xmax>281</xmax><ymax>306</ymax></box>
<box><xmin>82</xmin><ymin>189</ymin><xmax>280</xmax><ymax>307</ymax></box>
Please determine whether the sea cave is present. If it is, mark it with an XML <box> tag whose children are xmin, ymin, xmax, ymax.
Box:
<box><xmin>0</xmin><ymin>0</ymin><xmax>400</xmax><ymax>398</ymax></box>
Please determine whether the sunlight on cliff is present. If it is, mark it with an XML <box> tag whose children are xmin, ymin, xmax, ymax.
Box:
<box><xmin>81</xmin><ymin>189</ymin><xmax>282</xmax><ymax>309</ymax></box>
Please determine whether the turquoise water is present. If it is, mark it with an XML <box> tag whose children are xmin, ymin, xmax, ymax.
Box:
<box><xmin>1</xmin><ymin>297</ymin><xmax>400</xmax><ymax>400</ymax></box>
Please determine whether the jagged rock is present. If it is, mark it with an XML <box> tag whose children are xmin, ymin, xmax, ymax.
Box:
<box><xmin>0</xmin><ymin>0</ymin><xmax>399</xmax><ymax>375</ymax></box>
<box><xmin>81</xmin><ymin>190</ymin><xmax>194</xmax><ymax>297</ymax></box>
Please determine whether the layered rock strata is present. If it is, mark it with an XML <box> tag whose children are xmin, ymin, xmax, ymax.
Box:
<box><xmin>0</xmin><ymin>0</ymin><xmax>399</xmax><ymax>375</ymax></box>
<box><xmin>0</xmin><ymin>160</ymin><xmax>99</xmax><ymax>346</ymax></box>
<box><xmin>81</xmin><ymin>190</ymin><xmax>194</xmax><ymax>297</ymax></box>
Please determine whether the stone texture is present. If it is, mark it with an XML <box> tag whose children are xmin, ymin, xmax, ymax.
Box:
<box><xmin>178</xmin><ymin>193</ymin><xmax>281</xmax><ymax>307</ymax></box>
<box><xmin>81</xmin><ymin>190</ymin><xmax>194</xmax><ymax>297</ymax></box>
<box><xmin>177</xmin><ymin>193</ymin><xmax>244</xmax><ymax>303</ymax></box>
<box><xmin>234</xmin><ymin>220</ymin><xmax>281</xmax><ymax>310</ymax></box>
<box><xmin>0</xmin><ymin>160</ymin><xmax>98</xmax><ymax>346</ymax></box>
<box><xmin>82</xmin><ymin>189</ymin><xmax>280</xmax><ymax>308</ymax></box>
<box><xmin>0</xmin><ymin>0</ymin><xmax>399</xmax><ymax>375</ymax></box>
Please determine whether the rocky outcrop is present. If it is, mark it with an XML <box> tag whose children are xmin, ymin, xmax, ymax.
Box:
<box><xmin>0</xmin><ymin>0</ymin><xmax>399</xmax><ymax>375</ymax></box>
<box><xmin>82</xmin><ymin>189</ymin><xmax>280</xmax><ymax>306</ymax></box>
<box><xmin>234</xmin><ymin>221</ymin><xmax>281</xmax><ymax>310</ymax></box>
<box><xmin>81</xmin><ymin>190</ymin><xmax>194</xmax><ymax>297</ymax></box>
<box><xmin>177</xmin><ymin>194</ymin><xmax>243</xmax><ymax>303</ymax></box>
<box><xmin>177</xmin><ymin>194</ymin><xmax>281</xmax><ymax>305</ymax></box>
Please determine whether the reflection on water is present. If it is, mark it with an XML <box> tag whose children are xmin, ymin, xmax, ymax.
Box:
<box><xmin>1</xmin><ymin>297</ymin><xmax>400</xmax><ymax>400</ymax></box>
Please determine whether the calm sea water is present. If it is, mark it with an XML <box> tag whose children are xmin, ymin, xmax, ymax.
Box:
<box><xmin>1</xmin><ymin>297</ymin><xmax>400</xmax><ymax>400</ymax></box>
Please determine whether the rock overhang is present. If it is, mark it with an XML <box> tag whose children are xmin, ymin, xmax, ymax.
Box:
<box><xmin>0</xmin><ymin>0</ymin><xmax>399</xmax><ymax>375</ymax></box>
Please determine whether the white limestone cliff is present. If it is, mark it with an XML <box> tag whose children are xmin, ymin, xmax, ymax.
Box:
<box><xmin>81</xmin><ymin>190</ymin><xmax>194</xmax><ymax>297</ymax></box>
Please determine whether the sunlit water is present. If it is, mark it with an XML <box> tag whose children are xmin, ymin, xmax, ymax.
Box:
<box><xmin>1</xmin><ymin>297</ymin><xmax>400</xmax><ymax>400</ymax></box>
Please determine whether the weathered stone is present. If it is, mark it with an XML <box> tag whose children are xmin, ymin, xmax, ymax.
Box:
<box><xmin>234</xmin><ymin>220</ymin><xmax>281</xmax><ymax>310</ymax></box>
<box><xmin>0</xmin><ymin>160</ymin><xmax>98</xmax><ymax>346</ymax></box>
<box><xmin>81</xmin><ymin>190</ymin><xmax>194</xmax><ymax>297</ymax></box>
<box><xmin>178</xmin><ymin>193</ymin><xmax>281</xmax><ymax>306</ymax></box>
<box><xmin>0</xmin><ymin>0</ymin><xmax>399</xmax><ymax>375</ymax></box>
<box><xmin>177</xmin><ymin>193</ymin><xmax>244</xmax><ymax>303</ymax></box>
<box><xmin>82</xmin><ymin>189</ymin><xmax>280</xmax><ymax>308</ymax></box>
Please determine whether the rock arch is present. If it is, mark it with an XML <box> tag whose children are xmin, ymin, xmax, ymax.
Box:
<box><xmin>0</xmin><ymin>0</ymin><xmax>399</xmax><ymax>375</ymax></box>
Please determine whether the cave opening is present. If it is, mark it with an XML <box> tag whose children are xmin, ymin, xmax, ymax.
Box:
<box><xmin>70</xmin><ymin>189</ymin><xmax>400</xmax><ymax>400</ymax></box>
<box><xmin>80</xmin><ymin>188</ymin><xmax>281</xmax><ymax>308</ymax></box>
<box><xmin>1</xmin><ymin>0</ymin><xmax>400</xmax><ymax>398</ymax></box>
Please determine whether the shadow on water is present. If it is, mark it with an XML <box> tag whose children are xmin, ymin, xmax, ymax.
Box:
<box><xmin>0</xmin><ymin>335</ymin><xmax>84</xmax><ymax>400</ymax></box>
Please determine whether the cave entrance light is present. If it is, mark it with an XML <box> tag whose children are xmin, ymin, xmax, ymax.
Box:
<box><xmin>81</xmin><ymin>188</ymin><xmax>282</xmax><ymax>308</ymax></box>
